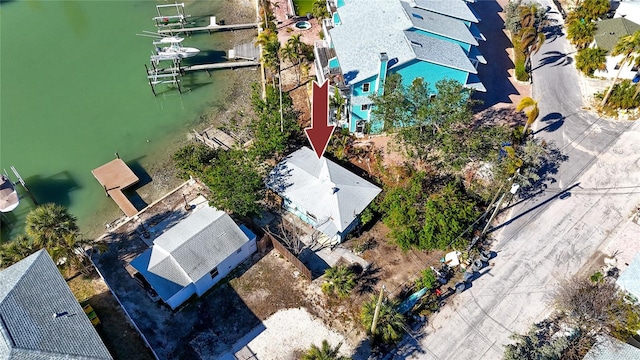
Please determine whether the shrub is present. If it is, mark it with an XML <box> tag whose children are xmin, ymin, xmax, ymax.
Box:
<box><xmin>575</xmin><ymin>47</ymin><xmax>607</xmax><ymax>76</ymax></box>
<box><xmin>415</xmin><ymin>268</ymin><xmax>437</xmax><ymax>290</ymax></box>
<box><xmin>322</xmin><ymin>265</ymin><xmax>356</xmax><ymax>299</ymax></box>
<box><xmin>595</xmin><ymin>80</ymin><xmax>640</xmax><ymax>111</ymax></box>
<box><xmin>515</xmin><ymin>59</ymin><xmax>529</xmax><ymax>82</ymax></box>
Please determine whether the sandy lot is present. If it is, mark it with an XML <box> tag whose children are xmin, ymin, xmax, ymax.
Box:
<box><xmin>220</xmin><ymin>308</ymin><xmax>354</xmax><ymax>359</ymax></box>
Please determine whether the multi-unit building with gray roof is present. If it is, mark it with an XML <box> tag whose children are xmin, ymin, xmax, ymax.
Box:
<box><xmin>0</xmin><ymin>250</ymin><xmax>112</xmax><ymax>360</ymax></box>
<box><xmin>129</xmin><ymin>205</ymin><xmax>257</xmax><ymax>310</ymax></box>
<box><xmin>314</xmin><ymin>0</ymin><xmax>485</xmax><ymax>134</ymax></box>
<box><xmin>266</xmin><ymin>147</ymin><xmax>381</xmax><ymax>245</ymax></box>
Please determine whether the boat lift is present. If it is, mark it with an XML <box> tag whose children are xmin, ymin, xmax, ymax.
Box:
<box><xmin>153</xmin><ymin>2</ymin><xmax>190</xmax><ymax>29</ymax></box>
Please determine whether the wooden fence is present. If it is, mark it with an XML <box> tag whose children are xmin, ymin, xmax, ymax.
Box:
<box><xmin>265</xmin><ymin>232</ymin><xmax>312</xmax><ymax>280</ymax></box>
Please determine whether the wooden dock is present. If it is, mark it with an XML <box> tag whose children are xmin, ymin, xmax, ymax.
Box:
<box><xmin>157</xmin><ymin>60</ymin><xmax>260</xmax><ymax>74</ymax></box>
<box><xmin>92</xmin><ymin>158</ymin><xmax>140</xmax><ymax>218</ymax></box>
<box><xmin>192</xmin><ymin>128</ymin><xmax>238</xmax><ymax>150</ymax></box>
<box><xmin>157</xmin><ymin>16</ymin><xmax>258</xmax><ymax>34</ymax></box>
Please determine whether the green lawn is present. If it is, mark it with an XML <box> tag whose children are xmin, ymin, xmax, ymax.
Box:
<box><xmin>293</xmin><ymin>0</ymin><xmax>314</xmax><ymax>16</ymax></box>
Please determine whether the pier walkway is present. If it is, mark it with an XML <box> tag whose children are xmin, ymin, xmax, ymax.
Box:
<box><xmin>92</xmin><ymin>158</ymin><xmax>139</xmax><ymax>218</ymax></box>
<box><xmin>157</xmin><ymin>16</ymin><xmax>258</xmax><ymax>34</ymax></box>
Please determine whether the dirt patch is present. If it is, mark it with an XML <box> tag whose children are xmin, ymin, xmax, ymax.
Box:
<box><xmin>67</xmin><ymin>273</ymin><xmax>155</xmax><ymax>360</ymax></box>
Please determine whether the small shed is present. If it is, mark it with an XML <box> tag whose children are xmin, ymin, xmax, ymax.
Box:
<box><xmin>130</xmin><ymin>206</ymin><xmax>256</xmax><ymax>310</ymax></box>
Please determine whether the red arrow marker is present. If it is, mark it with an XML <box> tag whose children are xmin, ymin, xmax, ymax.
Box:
<box><xmin>305</xmin><ymin>80</ymin><xmax>335</xmax><ymax>159</ymax></box>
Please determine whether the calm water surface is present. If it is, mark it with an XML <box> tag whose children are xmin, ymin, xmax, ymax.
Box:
<box><xmin>0</xmin><ymin>0</ymin><xmax>254</xmax><ymax>240</ymax></box>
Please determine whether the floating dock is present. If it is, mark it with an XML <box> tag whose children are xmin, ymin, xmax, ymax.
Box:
<box><xmin>157</xmin><ymin>16</ymin><xmax>258</xmax><ymax>34</ymax></box>
<box><xmin>92</xmin><ymin>158</ymin><xmax>139</xmax><ymax>217</ymax></box>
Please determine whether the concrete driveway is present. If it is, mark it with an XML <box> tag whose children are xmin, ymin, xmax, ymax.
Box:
<box><xmin>402</xmin><ymin>1</ymin><xmax>640</xmax><ymax>359</ymax></box>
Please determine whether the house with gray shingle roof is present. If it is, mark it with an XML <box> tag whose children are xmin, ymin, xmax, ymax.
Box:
<box><xmin>266</xmin><ymin>147</ymin><xmax>381</xmax><ymax>245</ymax></box>
<box><xmin>0</xmin><ymin>250</ymin><xmax>112</xmax><ymax>360</ymax></box>
<box><xmin>591</xmin><ymin>17</ymin><xmax>640</xmax><ymax>80</ymax></box>
<box><xmin>314</xmin><ymin>0</ymin><xmax>485</xmax><ymax>134</ymax></box>
<box><xmin>129</xmin><ymin>206</ymin><xmax>256</xmax><ymax>310</ymax></box>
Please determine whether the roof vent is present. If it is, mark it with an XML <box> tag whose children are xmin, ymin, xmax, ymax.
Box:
<box><xmin>52</xmin><ymin>311</ymin><xmax>68</xmax><ymax>319</ymax></box>
<box><xmin>332</xmin><ymin>187</ymin><xmax>340</xmax><ymax>194</ymax></box>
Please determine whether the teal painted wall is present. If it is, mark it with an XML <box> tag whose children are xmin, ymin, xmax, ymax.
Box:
<box><xmin>409</xmin><ymin>28</ymin><xmax>472</xmax><ymax>52</ymax></box>
<box><xmin>352</xmin><ymin>76</ymin><xmax>376</xmax><ymax>97</ymax></box>
<box><xmin>392</xmin><ymin>59</ymin><xmax>469</xmax><ymax>89</ymax></box>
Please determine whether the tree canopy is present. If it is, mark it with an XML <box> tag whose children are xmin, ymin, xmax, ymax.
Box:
<box><xmin>378</xmin><ymin>174</ymin><xmax>480</xmax><ymax>251</ymax></box>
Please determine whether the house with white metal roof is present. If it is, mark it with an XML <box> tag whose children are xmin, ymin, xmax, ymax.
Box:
<box><xmin>266</xmin><ymin>147</ymin><xmax>381</xmax><ymax>245</ymax></box>
<box><xmin>582</xmin><ymin>335</ymin><xmax>640</xmax><ymax>360</ymax></box>
<box><xmin>129</xmin><ymin>205</ymin><xmax>256</xmax><ymax>310</ymax></box>
<box><xmin>314</xmin><ymin>0</ymin><xmax>485</xmax><ymax>133</ymax></box>
<box><xmin>0</xmin><ymin>250</ymin><xmax>112</xmax><ymax>360</ymax></box>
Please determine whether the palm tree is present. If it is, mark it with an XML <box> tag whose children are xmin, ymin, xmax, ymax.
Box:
<box><xmin>0</xmin><ymin>234</ymin><xmax>39</xmax><ymax>268</ymax></box>
<box><xmin>575</xmin><ymin>47</ymin><xmax>607</xmax><ymax>76</ymax></box>
<box><xmin>302</xmin><ymin>340</ymin><xmax>350</xmax><ymax>360</ymax></box>
<box><xmin>601</xmin><ymin>30</ymin><xmax>640</xmax><ymax>107</ymax></box>
<box><xmin>280</xmin><ymin>42</ymin><xmax>300</xmax><ymax>84</ymax></box>
<box><xmin>361</xmin><ymin>295</ymin><xmax>406</xmax><ymax>344</ymax></box>
<box><xmin>50</xmin><ymin>232</ymin><xmax>108</xmax><ymax>274</ymax></box>
<box><xmin>25</xmin><ymin>203</ymin><xmax>79</xmax><ymax>249</ymax></box>
<box><xmin>518</xmin><ymin>4</ymin><xmax>547</xmax><ymax>73</ymax></box>
<box><xmin>312</xmin><ymin>0</ymin><xmax>330</xmax><ymax>20</ymax></box>
<box><xmin>521</xmin><ymin>27</ymin><xmax>546</xmax><ymax>73</ymax></box>
<box><xmin>256</xmin><ymin>29</ymin><xmax>281</xmax><ymax>76</ymax></box>
<box><xmin>331</xmin><ymin>87</ymin><xmax>346</xmax><ymax>122</ymax></box>
<box><xmin>567</xmin><ymin>20</ymin><xmax>596</xmax><ymax>50</ymax></box>
<box><xmin>322</xmin><ymin>265</ymin><xmax>356</xmax><ymax>299</ymax></box>
<box><xmin>516</xmin><ymin>97</ymin><xmax>540</xmax><ymax>136</ymax></box>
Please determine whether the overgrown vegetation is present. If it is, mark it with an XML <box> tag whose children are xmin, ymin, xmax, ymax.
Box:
<box><xmin>173</xmin><ymin>84</ymin><xmax>300</xmax><ymax>216</ymax></box>
<box><xmin>504</xmin><ymin>273</ymin><xmax>640</xmax><ymax>360</ymax></box>
<box><xmin>1</xmin><ymin>204</ymin><xmax>104</xmax><ymax>272</ymax></box>
<box><xmin>367</xmin><ymin>73</ymin><xmax>552</xmax><ymax>251</ymax></box>
<box><xmin>595</xmin><ymin>80</ymin><xmax>640</xmax><ymax>113</ymax></box>
<box><xmin>377</xmin><ymin>174</ymin><xmax>480</xmax><ymax>251</ymax></box>
<box><xmin>415</xmin><ymin>268</ymin><xmax>437</xmax><ymax>290</ymax></box>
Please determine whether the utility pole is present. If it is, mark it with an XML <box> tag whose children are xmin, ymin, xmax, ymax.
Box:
<box><xmin>482</xmin><ymin>169</ymin><xmax>520</xmax><ymax>235</ymax></box>
<box><xmin>370</xmin><ymin>285</ymin><xmax>386</xmax><ymax>344</ymax></box>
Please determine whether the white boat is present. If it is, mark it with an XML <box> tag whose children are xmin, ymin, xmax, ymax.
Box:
<box><xmin>153</xmin><ymin>36</ymin><xmax>200</xmax><ymax>61</ymax></box>
<box><xmin>0</xmin><ymin>175</ymin><xmax>19</xmax><ymax>213</ymax></box>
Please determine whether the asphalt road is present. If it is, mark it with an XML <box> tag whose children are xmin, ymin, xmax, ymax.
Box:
<box><xmin>401</xmin><ymin>1</ymin><xmax>640</xmax><ymax>359</ymax></box>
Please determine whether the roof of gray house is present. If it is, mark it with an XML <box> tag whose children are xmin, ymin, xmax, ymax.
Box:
<box><xmin>593</xmin><ymin>18</ymin><xmax>640</xmax><ymax>53</ymax></box>
<box><xmin>617</xmin><ymin>252</ymin><xmax>640</xmax><ymax>300</ymax></box>
<box><xmin>330</xmin><ymin>0</ymin><xmax>480</xmax><ymax>86</ymax></box>
<box><xmin>0</xmin><ymin>250</ymin><xmax>112</xmax><ymax>360</ymax></box>
<box><xmin>130</xmin><ymin>206</ymin><xmax>255</xmax><ymax>301</ymax></box>
<box><xmin>401</xmin><ymin>1</ymin><xmax>478</xmax><ymax>45</ymax></box>
<box><xmin>330</xmin><ymin>0</ymin><xmax>416</xmax><ymax>85</ymax></box>
<box><xmin>583</xmin><ymin>335</ymin><xmax>640</xmax><ymax>360</ymax></box>
<box><xmin>404</xmin><ymin>30</ymin><xmax>477</xmax><ymax>73</ymax></box>
<box><xmin>413</xmin><ymin>0</ymin><xmax>478</xmax><ymax>23</ymax></box>
<box><xmin>266</xmin><ymin>147</ymin><xmax>381</xmax><ymax>238</ymax></box>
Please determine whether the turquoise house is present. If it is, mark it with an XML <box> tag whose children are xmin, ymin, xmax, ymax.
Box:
<box><xmin>314</xmin><ymin>0</ymin><xmax>485</xmax><ymax>133</ymax></box>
